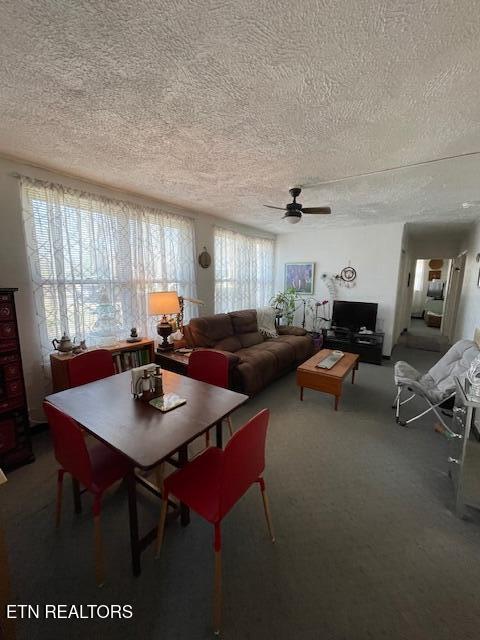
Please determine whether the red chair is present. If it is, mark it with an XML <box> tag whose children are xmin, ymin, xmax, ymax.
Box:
<box><xmin>43</xmin><ymin>401</ymin><xmax>131</xmax><ymax>586</ymax></box>
<box><xmin>66</xmin><ymin>349</ymin><xmax>117</xmax><ymax>504</ymax></box>
<box><xmin>67</xmin><ymin>349</ymin><xmax>115</xmax><ymax>387</ymax></box>
<box><xmin>188</xmin><ymin>349</ymin><xmax>234</xmax><ymax>445</ymax></box>
<box><xmin>155</xmin><ymin>408</ymin><xmax>274</xmax><ymax>634</ymax></box>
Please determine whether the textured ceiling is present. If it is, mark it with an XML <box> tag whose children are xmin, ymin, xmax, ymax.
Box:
<box><xmin>1</xmin><ymin>0</ymin><xmax>480</xmax><ymax>233</ymax></box>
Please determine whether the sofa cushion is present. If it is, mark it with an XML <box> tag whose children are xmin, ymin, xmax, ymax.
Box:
<box><xmin>256</xmin><ymin>340</ymin><xmax>295</xmax><ymax>371</ymax></box>
<box><xmin>188</xmin><ymin>314</ymin><xmax>234</xmax><ymax>348</ymax></box>
<box><xmin>234</xmin><ymin>348</ymin><xmax>278</xmax><ymax>396</ymax></box>
<box><xmin>277</xmin><ymin>326</ymin><xmax>308</xmax><ymax>336</ymax></box>
<box><xmin>235</xmin><ymin>343</ymin><xmax>272</xmax><ymax>361</ymax></box>
<box><xmin>238</xmin><ymin>331</ymin><xmax>265</xmax><ymax>348</ymax></box>
<box><xmin>213</xmin><ymin>336</ymin><xmax>242</xmax><ymax>352</ymax></box>
<box><xmin>228</xmin><ymin>309</ymin><xmax>258</xmax><ymax>334</ymax></box>
<box><xmin>273</xmin><ymin>334</ymin><xmax>313</xmax><ymax>363</ymax></box>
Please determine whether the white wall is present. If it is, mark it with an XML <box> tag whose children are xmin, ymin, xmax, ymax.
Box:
<box><xmin>0</xmin><ymin>155</ymin><xmax>274</xmax><ymax>421</ymax></box>
<box><xmin>392</xmin><ymin>227</ymin><xmax>411</xmax><ymax>343</ymax></box>
<box><xmin>275</xmin><ymin>222</ymin><xmax>404</xmax><ymax>356</ymax></box>
<box><xmin>407</xmin><ymin>227</ymin><xmax>466</xmax><ymax>260</ymax></box>
<box><xmin>455</xmin><ymin>222</ymin><xmax>480</xmax><ymax>342</ymax></box>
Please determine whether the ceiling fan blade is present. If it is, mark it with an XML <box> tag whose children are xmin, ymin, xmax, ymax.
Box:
<box><xmin>302</xmin><ymin>207</ymin><xmax>331</xmax><ymax>214</ymax></box>
<box><xmin>264</xmin><ymin>205</ymin><xmax>287</xmax><ymax>211</ymax></box>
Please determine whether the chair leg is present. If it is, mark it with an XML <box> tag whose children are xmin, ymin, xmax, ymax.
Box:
<box><xmin>155</xmin><ymin>492</ymin><xmax>169</xmax><ymax>558</ymax></box>
<box><xmin>394</xmin><ymin>386</ymin><xmax>402</xmax><ymax>422</ymax></box>
<box><xmin>93</xmin><ymin>497</ymin><xmax>105</xmax><ymax>587</ymax></box>
<box><xmin>213</xmin><ymin>523</ymin><xmax>222</xmax><ymax>635</ymax></box>
<box><xmin>430</xmin><ymin>403</ymin><xmax>456</xmax><ymax>437</ymax></box>
<box><xmin>392</xmin><ymin>386</ymin><xmax>401</xmax><ymax>410</ymax></box>
<box><xmin>155</xmin><ymin>463</ymin><xmax>164</xmax><ymax>491</ymax></box>
<box><xmin>72</xmin><ymin>477</ymin><xmax>82</xmax><ymax>514</ymax></box>
<box><xmin>226</xmin><ymin>415</ymin><xmax>234</xmax><ymax>437</ymax></box>
<box><xmin>258</xmin><ymin>478</ymin><xmax>275</xmax><ymax>543</ymax></box>
<box><xmin>400</xmin><ymin>393</ymin><xmax>416</xmax><ymax>406</ymax></box>
<box><xmin>55</xmin><ymin>469</ymin><xmax>65</xmax><ymax>528</ymax></box>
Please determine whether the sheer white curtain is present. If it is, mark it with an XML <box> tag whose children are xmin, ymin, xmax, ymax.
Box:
<box><xmin>21</xmin><ymin>177</ymin><xmax>197</xmax><ymax>368</ymax></box>
<box><xmin>214</xmin><ymin>226</ymin><xmax>275</xmax><ymax>313</ymax></box>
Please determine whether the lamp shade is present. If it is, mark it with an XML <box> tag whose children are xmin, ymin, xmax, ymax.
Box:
<box><xmin>148</xmin><ymin>291</ymin><xmax>180</xmax><ymax>316</ymax></box>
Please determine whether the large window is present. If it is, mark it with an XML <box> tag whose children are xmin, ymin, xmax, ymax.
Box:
<box><xmin>21</xmin><ymin>177</ymin><xmax>197</xmax><ymax>367</ymax></box>
<box><xmin>214</xmin><ymin>226</ymin><xmax>275</xmax><ymax>313</ymax></box>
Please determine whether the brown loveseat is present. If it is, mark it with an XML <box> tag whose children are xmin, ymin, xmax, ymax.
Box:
<box><xmin>183</xmin><ymin>309</ymin><xmax>314</xmax><ymax>396</ymax></box>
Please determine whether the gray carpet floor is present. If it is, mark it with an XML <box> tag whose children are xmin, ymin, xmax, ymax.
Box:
<box><xmin>3</xmin><ymin>345</ymin><xmax>480</xmax><ymax>640</ymax></box>
<box><xmin>398</xmin><ymin>320</ymin><xmax>449</xmax><ymax>353</ymax></box>
<box><xmin>409</xmin><ymin>319</ymin><xmax>442</xmax><ymax>339</ymax></box>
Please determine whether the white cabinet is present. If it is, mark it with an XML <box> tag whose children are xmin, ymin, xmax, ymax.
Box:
<box><xmin>449</xmin><ymin>378</ymin><xmax>480</xmax><ymax>517</ymax></box>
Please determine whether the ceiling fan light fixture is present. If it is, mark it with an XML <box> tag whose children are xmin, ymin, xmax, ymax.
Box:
<box><xmin>264</xmin><ymin>187</ymin><xmax>331</xmax><ymax>224</ymax></box>
<box><xmin>285</xmin><ymin>214</ymin><xmax>301</xmax><ymax>224</ymax></box>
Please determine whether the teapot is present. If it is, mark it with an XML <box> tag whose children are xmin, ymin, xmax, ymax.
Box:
<box><xmin>52</xmin><ymin>332</ymin><xmax>75</xmax><ymax>353</ymax></box>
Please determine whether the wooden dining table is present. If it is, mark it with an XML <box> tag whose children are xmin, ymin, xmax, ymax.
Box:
<box><xmin>45</xmin><ymin>369</ymin><xmax>248</xmax><ymax>576</ymax></box>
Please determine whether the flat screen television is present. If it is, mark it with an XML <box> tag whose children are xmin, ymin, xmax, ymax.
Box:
<box><xmin>331</xmin><ymin>300</ymin><xmax>378</xmax><ymax>332</ymax></box>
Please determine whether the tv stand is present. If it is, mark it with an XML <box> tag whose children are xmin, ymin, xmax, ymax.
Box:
<box><xmin>322</xmin><ymin>329</ymin><xmax>384</xmax><ymax>365</ymax></box>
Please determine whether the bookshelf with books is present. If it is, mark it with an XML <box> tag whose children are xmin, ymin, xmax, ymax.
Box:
<box><xmin>50</xmin><ymin>339</ymin><xmax>155</xmax><ymax>392</ymax></box>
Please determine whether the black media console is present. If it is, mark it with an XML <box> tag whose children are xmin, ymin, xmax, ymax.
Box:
<box><xmin>322</xmin><ymin>328</ymin><xmax>384</xmax><ymax>365</ymax></box>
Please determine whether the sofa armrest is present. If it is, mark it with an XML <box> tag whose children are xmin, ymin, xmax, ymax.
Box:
<box><xmin>277</xmin><ymin>326</ymin><xmax>308</xmax><ymax>336</ymax></box>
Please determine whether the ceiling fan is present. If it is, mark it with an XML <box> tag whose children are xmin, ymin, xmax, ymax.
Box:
<box><xmin>264</xmin><ymin>187</ymin><xmax>331</xmax><ymax>224</ymax></box>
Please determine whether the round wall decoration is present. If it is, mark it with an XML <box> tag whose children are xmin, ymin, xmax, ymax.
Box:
<box><xmin>340</xmin><ymin>266</ymin><xmax>357</xmax><ymax>282</ymax></box>
<box><xmin>428</xmin><ymin>259</ymin><xmax>443</xmax><ymax>270</ymax></box>
<box><xmin>198</xmin><ymin>247</ymin><xmax>211</xmax><ymax>269</ymax></box>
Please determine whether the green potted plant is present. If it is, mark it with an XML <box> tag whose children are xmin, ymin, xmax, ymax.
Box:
<box><xmin>270</xmin><ymin>287</ymin><xmax>297</xmax><ymax>325</ymax></box>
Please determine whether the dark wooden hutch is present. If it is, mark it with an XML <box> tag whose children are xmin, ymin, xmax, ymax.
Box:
<box><xmin>0</xmin><ymin>288</ymin><xmax>34</xmax><ymax>469</ymax></box>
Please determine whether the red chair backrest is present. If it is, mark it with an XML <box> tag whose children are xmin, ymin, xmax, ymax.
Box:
<box><xmin>188</xmin><ymin>349</ymin><xmax>230</xmax><ymax>388</ymax></box>
<box><xmin>67</xmin><ymin>349</ymin><xmax>115</xmax><ymax>387</ymax></box>
<box><xmin>43</xmin><ymin>401</ymin><xmax>94</xmax><ymax>489</ymax></box>
<box><xmin>220</xmin><ymin>409</ymin><xmax>269</xmax><ymax>518</ymax></box>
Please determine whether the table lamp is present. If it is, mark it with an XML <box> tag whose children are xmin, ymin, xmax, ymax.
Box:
<box><xmin>148</xmin><ymin>291</ymin><xmax>181</xmax><ymax>352</ymax></box>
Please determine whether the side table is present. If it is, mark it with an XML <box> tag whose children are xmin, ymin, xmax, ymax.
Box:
<box><xmin>155</xmin><ymin>350</ymin><xmax>190</xmax><ymax>376</ymax></box>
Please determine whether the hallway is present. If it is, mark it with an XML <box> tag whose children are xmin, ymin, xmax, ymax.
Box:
<box><xmin>398</xmin><ymin>318</ymin><xmax>450</xmax><ymax>352</ymax></box>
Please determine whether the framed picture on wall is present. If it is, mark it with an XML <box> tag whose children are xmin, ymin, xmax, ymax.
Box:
<box><xmin>284</xmin><ymin>262</ymin><xmax>315</xmax><ymax>294</ymax></box>
<box><xmin>428</xmin><ymin>270</ymin><xmax>441</xmax><ymax>281</ymax></box>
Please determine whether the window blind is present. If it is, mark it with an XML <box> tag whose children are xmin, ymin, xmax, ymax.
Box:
<box><xmin>214</xmin><ymin>226</ymin><xmax>275</xmax><ymax>313</ymax></box>
<box><xmin>21</xmin><ymin>177</ymin><xmax>197</xmax><ymax>368</ymax></box>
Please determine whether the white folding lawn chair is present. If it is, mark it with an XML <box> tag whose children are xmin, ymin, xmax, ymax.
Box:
<box><xmin>393</xmin><ymin>340</ymin><xmax>480</xmax><ymax>433</ymax></box>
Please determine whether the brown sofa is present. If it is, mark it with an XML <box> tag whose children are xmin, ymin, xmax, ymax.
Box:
<box><xmin>183</xmin><ymin>309</ymin><xmax>314</xmax><ymax>396</ymax></box>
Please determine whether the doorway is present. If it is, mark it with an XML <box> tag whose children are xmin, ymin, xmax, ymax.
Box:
<box><xmin>403</xmin><ymin>258</ymin><xmax>453</xmax><ymax>352</ymax></box>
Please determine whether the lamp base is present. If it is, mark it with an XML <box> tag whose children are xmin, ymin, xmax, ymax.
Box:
<box><xmin>156</xmin><ymin>343</ymin><xmax>174</xmax><ymax>353</ymax></box>
<box><xmin>156</xmin><ymin>321</ymin><xmax>174</xmax><ymax>352</ymax></box>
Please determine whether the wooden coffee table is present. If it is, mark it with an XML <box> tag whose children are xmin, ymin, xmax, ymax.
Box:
<box><xmin>297</xmin><ymin>349</ymin><xmax>359</xmax><ymax>410</ymax></box>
